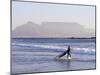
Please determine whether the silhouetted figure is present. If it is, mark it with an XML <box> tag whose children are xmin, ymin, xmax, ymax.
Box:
<box><xmin>58</xmin><ymin>46</ymin><xmax>71</xmax><ymax>58</ymax></box>
<box><xmin>67</xmin><ymin>46</ymin><xmax>71</xmax><ymax>58</ymax></box>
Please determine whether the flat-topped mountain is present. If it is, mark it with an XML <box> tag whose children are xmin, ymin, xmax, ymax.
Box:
<box><xmin>12</xmin><ymin>21</ymin><xmax>95</xmax><ymax>38</ymax></box>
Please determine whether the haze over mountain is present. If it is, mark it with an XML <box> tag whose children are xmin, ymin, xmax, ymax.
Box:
<box><xmin>12</xmin><ymin>21</ymin><xmax>95</xmax><ymax>38</ymax></box>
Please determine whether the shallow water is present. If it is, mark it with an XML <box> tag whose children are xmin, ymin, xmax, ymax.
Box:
<box><xmin>11</xmin><ymin>38</ymin><xmax>96</xmax><ymax>74</ymax></box>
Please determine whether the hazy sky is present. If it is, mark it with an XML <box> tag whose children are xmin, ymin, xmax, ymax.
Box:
<box><xmin>12</xmin><ymin>1</ymin><xmax>95</xmax><ymax>30</ymax></box>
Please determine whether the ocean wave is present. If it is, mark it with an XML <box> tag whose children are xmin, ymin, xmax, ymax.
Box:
<box><xmin>12</xmin><ymin>43</ymin><xmax>95</xmax><ymax>54</ymax></box>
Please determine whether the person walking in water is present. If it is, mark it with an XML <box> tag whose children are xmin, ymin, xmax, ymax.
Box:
<box><xmin>57</xmin><ymin>46</ymin><xmax>71</xmax><ymax>59</ymax></box>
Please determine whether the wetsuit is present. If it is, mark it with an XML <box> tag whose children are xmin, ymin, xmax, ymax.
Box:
<box><xmin>58</xmin><ymin>47</ymin><xmax>71</xmax><ymax>58</ymax></box>
<box><xmin>67</xmin><ymin>48</ymin><xmax>71</xmax><ymax>57</ymax></box>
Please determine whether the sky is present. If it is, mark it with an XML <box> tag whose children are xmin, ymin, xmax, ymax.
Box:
<box><xmin>12</xmin><ymin>1</ymin><xmax>95</xmax><ymax>30</ymax></box>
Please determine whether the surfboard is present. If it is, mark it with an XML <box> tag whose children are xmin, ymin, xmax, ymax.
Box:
<box><xmin>55</xmin><ymin>56</ymin><xmax>72</xmax><ymax>61</ymax></box>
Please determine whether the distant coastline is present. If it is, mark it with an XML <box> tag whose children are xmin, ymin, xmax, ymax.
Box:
<box><xmin>12</xmin><ymin>37</ymin><xmax>96</xmax><ymax>39</ymax></box>
<box><xmin>67</xmin><ymin>37</ymin><xmax>96</xmax><ymax>39</ymax></box>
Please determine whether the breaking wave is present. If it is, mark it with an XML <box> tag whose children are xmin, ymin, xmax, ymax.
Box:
<box><xmin>12</xmin><ymin>43</ymin><xmax>95</xmax><ymax>55</ymax></box>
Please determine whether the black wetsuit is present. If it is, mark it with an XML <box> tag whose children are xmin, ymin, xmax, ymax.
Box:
<box><xmin>58</xmin><ymin>47</ymin><xmax>71</xmax><ymax>58</ymax></box>
<box><xmin>67</xmin><ymin>48</ymin><xmax>71</xmax><ymax>57</ymax></box>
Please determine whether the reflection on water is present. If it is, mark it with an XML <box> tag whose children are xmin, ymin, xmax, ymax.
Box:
<box><xmin>67</xmin><ymin>60</ymin><xmax>71</xmax><ymax>68</ymax></box>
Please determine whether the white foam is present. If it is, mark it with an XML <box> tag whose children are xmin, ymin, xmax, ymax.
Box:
<box><xmin>72</xmin><ymin>47</ymin><xmax>95</xmax><ymax>52</ymax></box>
<box><xmin>13</xmin><ymin>43</ymin><xmax>95</xmax><ymax>53</ymax></box>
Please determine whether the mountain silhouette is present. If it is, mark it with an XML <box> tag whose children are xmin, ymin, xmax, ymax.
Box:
<box><xmin>12</xmin><ymin>21</ymin><xmax>95</xmax><ymax>38</ymax></box>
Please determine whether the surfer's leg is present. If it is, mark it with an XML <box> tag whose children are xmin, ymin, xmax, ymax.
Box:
<box><xmin>67</xmin><ymin>54</ymin><xmax>69</xmax><ymax>58</ymax></box>
<box><xmin>67</xmin><ymin>53</ymin><xmax>71</xmax><ymax>59</ymax></box>
<box><xmin>69</xmin><ymin>54</ymin><xmax>71</xmax><ymax>57</ymax></box>
<box><xmin>68</xmin><ymin>52</ymin><xmax>71</xmax><ymax>57</ymax></box>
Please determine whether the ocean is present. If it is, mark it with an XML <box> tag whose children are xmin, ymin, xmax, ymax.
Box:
<box><xmin>11</xmin><ymin>38</ymin><xmax>96</xmax><ymax>74</ymax></box>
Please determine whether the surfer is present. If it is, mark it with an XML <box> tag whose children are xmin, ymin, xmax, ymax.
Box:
<box><xmin>67</xmin><ymin>46</ymin><xmax>71</xmax><ymax>58</ymax></box>
<box><xmin>57</xmin><ymin>46</ymin><xmax>71</xmax><ymax>59</ymax></box>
